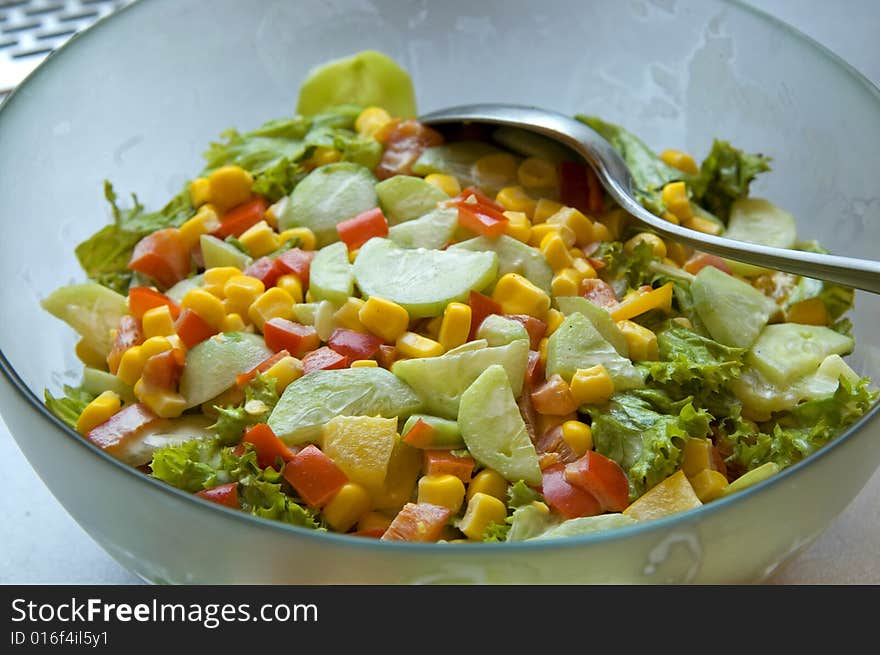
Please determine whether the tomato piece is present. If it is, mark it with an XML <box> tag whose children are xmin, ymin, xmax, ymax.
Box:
<box><xmin>375</xmin><ymin>119</ymin><xmax>444</xmax><ymax>180</ymax></box>
<box><xmin>422</xmin><ymin>450</ymin><xmax>475</xmax><ymax>483</ymax></box>
<box><xmin>236</xmin><ymin>349</ymin><xmax>290</xmax><ymax>387</ymax></box>
<box><xmin>336</xmin><ymin>207</ymin><xmax>388</xmax><ymax>251</ymax></box>
<box><xmin>584</xmin><ymin>165</ymin><xmax>604</xmax><ymax>214</ymax></box>
<box><xmin>275</xmin><ymin>248</ymin><xmax>316</xmax><ymax>286</ymax></box>
<box><xmin>263</xmin><ymin>318</ymin><xmax>319</xmax><ymax>357</ymax></box>
<box><xmin>564</xmin><ymin>451</ymin><xmax>630</xmax><ymax>512</ymax></box>
<box><xmin>174</xmin><ymin>309</ymin><xmax>218</xmax><ymax>348</ymax></box>
<box><xmin>683</xmin><ymin>253</ymin><xmax>733</xmax><ymax>275</ymax></box>
<box><xmin>380</xmin><ymin>502</ymin><xmax>452</xmax><ymax>542</ymax></box>
<box><xmin>457</xmin><ymin>205</ymin><xmax>508</xmax><ymax>238</ymax></box>
<box><xmin>467</xmin><ymin>290</ymin><xmax>502</xmax><ymax>340</ymax></box>
<box><xmin>327</xmin><ymin>328</ymin><xmax>382</xmax><ymax>361</ymax></box>
<box><xmin>128</xmin><ymin>287</ymin><xmax>180</xmax><ymax>320</ymax></box>
<box><xmin>243</xmin><ymin>256</ymin><xmax>284</xmax><ymax>289</ymax></box>
<box><xmin>243</xmin><ymin>423</ymin><xmax>297</xmax><ymax>470</ymax></box>
<box><xmin>302</xmin><ymin>347</ymin><xmax>349</xmax><ymax>374</ymax></box>
<box><xmin>453</xmin><ymin>186</ymin><xmax>505</xmax><ymax>212</ymax></box>
<box><xmin>558</xmin><ymin>161</ymin><xmax>592</xmax><ymax>216</ymax></box>
<box><xmin>214</xmin><ymin>197</ymin><xmax>268</xmax><ymax>238</ymax></box>
<box><xmin>505</xmin><ymin>314</ymin><xmax>547</xmax><ymax>350</ymax></box>
<box><xmin>283</xmin><ymin>445</ymin><xmax>348</xmax><ymax>507</ymax></box>
<box><xmin>581</xmin><ymin>278</ymin><xmax>618</xmax><ymax>308</ymax></box>
<box><xmin>536</xmin><ymin>424</ymin><xmax>578</xmax><ymax>464</ymax></box>
<box><xmin>128</xmin><ymin>228</ymin><xmax>191</xmax><ymax>289</ymax></box>
<box><xmin>141</xmin><ymin>349</ymin><xmax>185</xmax><ymax>390</ymax></box>
<box><xmin>530</xmin><ymin>374</ymin><xmax>578</xmax><ymax>416</ymax></box>
<box><xmin>107</xmin><ymin>315</ymin><xmax>143</xmax><ymax>374</ymax></box>
<box><xmin>402</xmin><ymin>419</ymin><xmax>437</xmax><ymax>448</ymax></box>
<box><xmin>540</xmin><ymin>463</ymin><xmax>601</xmax><ymax>519</ymax></box>
<box><xmin>376</xmin><ymin>344</ymin><xmax>398</xmax><ymax>369</ymax></box>
<box><xmin>86</xmin><ymin>403</ymin><xmax>159</xmax><ymax>455</ymax></box>
<box><xmin>196</xmin><ymin>482</ymin><xmax>240</xmax><ymax>509</ymax></box>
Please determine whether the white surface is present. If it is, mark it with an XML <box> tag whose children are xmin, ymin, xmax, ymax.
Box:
<box><xmin>1</xmin><ymin>0</ymin><xmax>878</xmax><ymax>584</ymax></box>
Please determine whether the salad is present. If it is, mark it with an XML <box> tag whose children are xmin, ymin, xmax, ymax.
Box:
<box><xmin>41</xmin><ymin>51</ymin><xmax>877</xmax><ymax>543</ymax></box>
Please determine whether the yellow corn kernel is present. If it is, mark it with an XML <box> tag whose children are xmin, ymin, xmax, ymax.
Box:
<box><xmin>569</xmin><ymin>247</ymin><xmax>586</xmax><ymax>260</ymax></box>
<box><xmin>277</xmin><ymin>227</ymin><xmax>317</xmax><ymax>251</ymax></box>
<box><xmin>221</xmin><ymin>313</ymin><xmax>247</xmax><ymax>333</ymax></box>
<box><xmin>140</xmin><ymin>336</ymin><xmax>173</xmax><ymax>360</ymax></box>
<box><xmin>786</xmin><ymin>298</ymin><xmax>829</xmax><ymax>326</ymax></box>
<box><xmin>625</xmin><ymin>232</ymin><xmax>667</xmax><ymax>259</ymax></box>
<box><xmin>76</xmin><ymin>391</ymin><xmax>121</xmax><ymax>435</ymax></box>
<box><xmin>133</xmin><ymin>380</ymin><xmax>186</xmax><ymax>419</ymax></box>
<box><xmin>683</xmin><ymin>215</ymin><xmax>722</xmax><ymax>235</ymax></box>
<box><xmin>666</xmin><ymin>241</ymin><xmax>690</xmax><ymax>266</ymax></box>
<box><xmin>141</xmin><ymin>305</ymin><xmax>176</xmax><ymax>339</ymax></box>
<box><xmin>116</xmin><ymin>347</ymin><xmax>147</xmax><ymax>386</ymax></box>
<box><xmin>690</xmin><ymin>469</ymin><xmax>729</xmax><ymax>503</ymax></box>
<box><xmin>609</xmin><ymin>282</ymin><xmax>674</xmax><ymax>322</ymax></box>
<box><xmin>179</xmin><ymin>205</ymin><xmax>221</xmax><ymax>250</ymax></box>
<box><xmin>396</xmin><ymin>332</ymin><xmax>444</xmax><ymax>359</ymax></box>
<box><xmin>548</xmin><ymin>207</ymin><xmax>593</xmax><ymax>245</ymax></box>
<box><xmin>238</xmin><ymin>220</ymin><xmax>279</xmax><ymax>258</ymax></box>
<box><xmin>357</xmin><ymin>511</ymin><xmax>393</xmax><ymax>533</ymax></box>
<box><xmin>544</xmin><ymin>308</ymin><xmax>565</xmax><ymax>336</ymax></box>
<box><xmin>355</xmin><ymin>106</ymin><xmax>392</xmax><ymax>137</ymax></box>
<box><xmin>223</xmin><ymin>274</ymin><xmax>265</xmax><ymax>315</ymax></box>
<box><xmin>189</xmin><ymin>177</ymin><xmax>211</xmax><ymax>207</ymax></box>
<box><xmin>659</xmin><ymin>149</ymin><xmax>699</xmax><ymax>175</ymax></box>
<box><xmin>263</xmin><ymin>355</ymin><xmax>304</xmax><ymax>393</ymax></box>
<box><xmin>75</xmin><ymin>338</ymin><xmax>107</xmax><ymax>369</ymax></box>
<box><xmin>492</xmin><ymin>273</ymin><xmax>551</xmax><ymax>318</ymax></box>
<box><xmin>538</xmin><ymin>336</ymin><xmax>549</xmax><ymax>367</ymax></box>
<box><xmin>310</xmin><ymin>146</ymin><xmax>341</xmax><ymax>167</ymax></box>
<box><xmin>350</xmin><ymin>359</ymin><xmax>379</xmax><ymax>368</ymax></box>
<box><xmin>424</xmin><ymin>315</ymin><xmax>443</xmax><ymax>339</ymax></box>
<box><xmin>359</xmin><ymin>296</ymin><xmax>410</xmax><ymax>343</ymax></box>
<box><xmin>661</xmin><ymin>181</ymin><xmax>693</xmax><ymax>221</ymax></box>
<box><xmin>424</xmin><ymin>173</ymin><xmax>461</xmax><ymax>197</ymax></box>
<box><xmin>569</xmin><ymin>364</ymin><xmax>615</xmax><ymax>406</ymax></box>
<box><xmin>265</xmin><ymin>196</ymin><xmax>286</xmax><ymax>229</ymax></box>
<box><xmin>181</xmin><ymin>288</ymin><xmax>226</xmax><ymax>330</ymax></box>
<box><xmin>208</xmin><ymin>165</ymin><xmax>253</xmax><ymax>212</ymax></box>
<box><xmin>599</xmin><ymin>209</ymin><xmax>629</xmax><ymax>240</ymax></box>
<box><xmin>518</xmin><ymin>157</ymin><xmax>558</xmax><ymax>190</ymax></box>
<box><xmin>458</xmin><ymin>492</ymin><xmax>508</xmax><ymax>541</ymax></box>
<box><xmin>466</xmin><ymin>469</ymin><xmax>508</xmax><ymax>503</ymax></box>
<box><xmin>681</xmin><ymin>437</ymin><xmax>715</xmax><ymax>479</ymax></box>
<box><xmin>333</xmin><ymin>297</ymin><xmax>367</xmax><ymax>332</ymax></box>
<box><xmin>496</xmin><ymin>186</ymin><xmax>537</xmax><ymax>217</ymax></box>
<box><xmin>418</xmin><ymin>474</ymin><xmax>467</xmax><ymax>513</ymax></box>
<box><xmin>533</xmin><ymin>198</ymin><xmax>565</xmax><ymax>223</ymax></box>
<box><xmin>662</xmin><ymin>211</ymin><xmax>680</xmax><ymax>225</ymax></box>
<box><xmin>473</xmin><ymin>152</ymin><xmax>518</xmax><ymax>189</ymax></box>
<box><xmin>270</xmin><ymin>274</ymin><xmax>301</xmax><ymax>305</ymax></box>
<box><xmin>530</xmin><ymin>222</ymin><xmax>575</xmax><ymax>249</ymax></box>
<box><xmin>502</xmin><ymin>210</ymin><xmax>532</xmax><ymax>243</ymax></box>
<box><xmin>571</xmin><ymin>257</ymin><xmax>597</xmax><ymax>279</ymax></box>
<box><xmin>323</xmin><ymin>482</ymin><xmax>373</xmax><ymax>532</ymax></box>
<box><xmin>591</xmin><ymin>222</ymin><xmax>612</xmax><ymax>243</ymax></box>
<box><xmin>247</xmin><ymin>287</ymin><xmax>295</xmax><ymax>330</ymax></box>
<box><xmin>438</xmin><ymin>302</ymin><xmax>472</xmax><ymax>351</ymax></box>
<box><xmin>672</xmin><ymin>317</ymin><xmax>694</xmax><ymax>330</ymax></box>
<box><xmin>202</xmin><ymin>266</ymin><xmax>243</xmax><ymax>298</ymax></box>
<box><xmin>561</xmin><ymin>420</ymin><xmax>593</xmax><ymax>458</ymax></box>
<box><xmin>616</xmin><ymin>320</ymin><xmax>659</xmax><ymax>361</ymax></box>
<box><xmin>551</xmin><ymin>268</ymin><xmax>583</xmax><ymax>297</ymax></box>
<box><xmin>541</xmin><ymin>233</ymin><xmax>576</xmax><ymax>272</ymax></box>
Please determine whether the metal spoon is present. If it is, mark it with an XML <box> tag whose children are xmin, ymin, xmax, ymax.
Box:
<box><xmin>420</xmin><ymin>104</ymin><xmax>880</xmax><ymax>294</ymax></box>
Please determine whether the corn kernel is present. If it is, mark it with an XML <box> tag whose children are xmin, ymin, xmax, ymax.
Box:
<box><xmin>541</xmin><ymin>233</ymin><xmax>576</xmax><ymax>271</ymax></box>
<box><xmin>533</xmin><ymin>198</ymin><xmax>565</xmax><ymax>223</ymax></box>
<box><xmin>548</xmin><ymin>207</ymin><xmax>593</xmax><ymax>245</ymax></box>
<box><xmin>424</xmin><ymin>315</ymin><xmax>443</xmax><ymax>339</ymax></box>
<box><xmin>518</xmin><ymin>158</ymin><xmax>558</xmax><ymax>190</ymax></box>
<box><xmin>223</xmin><ymin>274</ymin><xmax>265</xmax><ymax>315</ymax></box>
<box><xmin>396</xmin><ymin>331</ymin><xmax>444</xmax><ymax>358</ymax></box>
<box><xmin>491</xmin><ymin>273</ymin><xmax>551</xmax><ymax>318</ymax></box>
<box><xmin>265</xmin><ymin>196</ymin><xmax>286</xmax><ymax>229</ymax></box>
<box><xmin>682</xmin><ymin>437</ymin><xmax>714</xmax><ymax>479</ymax></box>
<box><xmin>625</xmin><ymin>232</ymin><xmax>667</xmax><ymax>259</ymax></box>
<box><xmin>275</xmin><ymin>274</ymin><xmax>303</xmax><ymax>304</ymax></box>
<box><xmin>690</xmin><ymin>469</ymin><xmax>729</xmax><ymax>503</ymax></box>
<box><xmin>310</xmin><ymin>146</ymin><xmax>341</xmax><ymax>167</ymax></box>
<box><xmin>502</xmin><ymin>210</ymin><xmax>532</xmax><ymax>243</ymax></box>
<box><xmin>438</xmin><ymin>302</ymin><xmax>471</xmax><ymax>351</ymax></box>
<box><xmin>208</xmin><ymin>165</ymin><xmax>253</xmax><ymax>212</ymax></box>
<box><xmin>672</xmin><ymin>317</ymin><xmax>694</xmax><ymax>330</ymax></box>
<box><xmin>221</xmin><ymin>313</ymin><xmax>247</xmax><ymax>333</ymax></box>
<box><xmin>496</xmin><ymin>186</ymin><xmax>537</xmax><ymax>217</ymax></box>
<box><xmin>182</xmin><ymin>288</ymin><xmax>226</xmax><ymax>330</ymax></box>
<box><xmin>142</xmin><ymin>305</ymin><xmax>176</xmax><ymax>338</ymax></box>
<box><xmin>355</xmin><ymin>106</ymin><xmax>392</xmax><ymax>137</ymax></box>
<box><xmin>238</xmin><ymin>220</ymin><xmax>279</xmax><ymax>258</ymax></box>
<box><xmin>551</xmin><ymin>269</ymin><xmax>582</xmax><ymax>297</ymax></box>
<box><xmin>569</xmin><ymin>364</ymin><xmax>615</xmax><ymax>406</ymax></box>
<box><xmin>561</xmin><ymin>420</ymin><xmax>593</xmax><ymax>458</ymax></box>
<box><xmin>116</xmin><ymin>347</ymin><xmax>147</xmax><ymax>386</ymax></box>
<box><xmin>683</xmin><ymin>215</ymin><xmax>722</xmax><ymax>235</ymax></box>
<box><xmin>545</xmin><ymin>309</ymin><xmax>565</xmax><ymax>336</ymax></box>
<box><xmin>458</xmin><ymin>492</ymin><xmax>508</xmax><ymax>541</ymax></box>
<box><xmin>659</xmin><ymin>149</ymin><xmax>699</xmax><ymax>175</ymax></box>
<box><xmin>661</xmin><ymin>181</ymin><xmax>693</xmax><ymax>221</ymax></box>
<box><xmin>466</xmin><ymin>469</ymin><xmax>508</xmax><ymax>503</ymax></box>
<box><xmin>662</xmin><ymin>211</ymin><xmax>680</xmax><ymax>225</ymax></box>
<box><xmin>357</xmin><ymin>511</ymin><xmax>393</xmax><ymax>533</ymax></box>
<box><xmin>786</xmin><ymin>298</ymin><xmax>828</xmax><ymax>326</ymax></box>
<box><xmin>616</xmin><ymin>320</ymin><xmax>659</xmax><ymax>361</ymax></box>
<box><xmin>359</xmin><ymin>297</ymin><xmax>410</xmax><ymax>343</ymax></box>
<box><xmin>133</xmin><ymin>380</ymin><xmax>186</xmax><ymax>419</ymax></box>
<box><xmin>202</xmin><ymin>266</ymin><xmax>243</xmax><ymax>298</ymax></box>
<box><xmin>140</xmin><ymin>336</ymin><xmax>173</xmax><ymax>360</ymax></box>
<box><xmin>333</xmin><ymin>297</ymin><xmax>367</xmax><ymax>332</ymax></box>
<box><xmin>530</xmin><ymin>222</ymin><xmax>575</xmax><ymax>249</ymax></box>
<box><xmin>599</xmin><ymin>209</ymin><xmax>629</xmax><ymax>240</ymax></box>
<box><xmin>247</xmin><ymin>287</ymin><xmax>295</xmax><ymax>330</ymax></box>
<box><xmin>263</xmin><ymin>355</ymin><xmax>304</xmax><ymax>393</ymax></box>
<box><xmin>424</xmin><ymin>173</ymin><xmax>461</xmax><ymax>197</ymax></box>
<box><xmin>277</xmin><ymin>227</ymin><xmax>317</xmax><ymax>251</ymax></box>
<box><xmin>76</xmin><ymin>391</ymin><xmax>121</xmax><ymax>435</ymax></box>
<box><xmin>323</xmin><ymin>482</ymin><xmax>373</xmax><ymax>532</ymax></box>
<box><xmin>666</xmin><ymin>241</ymin><xmax>691</xmax><ymax>266</ymax></box>
<box><xmin>350</xmin><ymin>359</ymin><xmax>379</xmax><ymax>368</ymax></box>
<box><xmin>473</xmin><ymin>152</ymin><xmax>518</xmax><ymax>189</ymax></box>
<box><xmin>179</xmin><ymin>205</ymin><xmax>221</xmax><ymax>250</ymax></box>
<box><xmin>591</xmin><ymin>222</ymin><xmax>612</xmax><ymax>242</ymax></box>
<box><xmin>538</xmin><ymin>336</ymin><xmax>549</xmax><ymax>367</ymax></box>
<box><xmin>571</xmin><ymin>257</ymin><xmax>597</xmax><ymax>279</ymax></box>
<box><xmin>189</xmin><ymin>177</ymin><xmax>211</xmax><ymax>207</ymax></box>
<box><xmin>418</xmin><ymin>474</ymin><xmax>467</xmax><ymax>513</ymax></box>
<box><xmin>75</xmin><ymin>338</ymin><xmax>107</xmax><ymax>369</ymax></box>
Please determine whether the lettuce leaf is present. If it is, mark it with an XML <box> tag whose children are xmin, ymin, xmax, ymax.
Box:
<box><xmin>44</xmin><ymin>385</ymin><xmax>97</xmax><ymax>430</ymax></box>
<box><xmin>784</xmin><ymin>242</ymin><xmax>855</xmax><ymax>322</ymax></box>
<box><xmin>593</xmin><ymin>239</ymin><xmax>656</xmax><ymax>297</ymax></box>
<box><xmin>210</xmin><ymin>374</ymin><xmax>279</xmax><ymax>445</ymax></box>
<box><xmin>482</xmin><ymin>479</ymin><xmax>547</xmax><ymax>542</ymax></box>
<box><xmin>690</xmin><ymin>140</ymin><xmax>771</xmax><ymax>222</ymax></box>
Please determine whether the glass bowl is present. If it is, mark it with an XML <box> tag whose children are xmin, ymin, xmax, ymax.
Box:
<box><xmin>0</xmin><ymin>0</ymin><xmax>878</xmax><ymax>583</ymax></box>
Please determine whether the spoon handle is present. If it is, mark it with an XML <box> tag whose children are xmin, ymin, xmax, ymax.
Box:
<box><xmin>421</xmin><ymin>104</ymin><xmax>880</xmax><ymax>294</ymax></box>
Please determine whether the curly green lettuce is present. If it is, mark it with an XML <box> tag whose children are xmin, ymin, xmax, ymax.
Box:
<box><xmin>44</xmin><ymin>385</ymin><xmax>97</xmax><ymax>430</ymax></box>
<box><xmin>209</xmin><ymin>373</ymin><xmax>280</xmax><ymax>445</ymax></box>
<box><xmin>690</xmin><ymin>139</ymin><xmax>771</xmax><ymax>222</ymax></box>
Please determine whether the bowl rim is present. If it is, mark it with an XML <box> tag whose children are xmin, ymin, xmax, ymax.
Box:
<box><xmin>1</xmin><ymin>0</ymin><xmax>879</xmax><ymax>555</ymax></box>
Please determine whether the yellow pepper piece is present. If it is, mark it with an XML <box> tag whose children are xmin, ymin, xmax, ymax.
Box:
<box><xmin>616</xmin><ymin>320</ymin><xmax>659</xmax><ymax>361</ymax></box>
<box><xmin>623</xmin><ymin>470</ymin><xmax>702</xmax><ymax>521</ymax></box>
<box><xmin>466</xmin><ymin>469</ymin><xmax>508</xmax><ymax>503</ymax></box>
<box><xmin>609</xmin><ymin>282</ymin><xmax>674</xmax><ymax>322</ymax></box>
<box><xmin>690</xmin><ymin>469</ymin><xmax>729</xmax><ymax>503</ymax></box>
<box><xmin>458</xmin><ymin>492</ymin><xmax>508</xmax><ymax>541</ymax></box>
<box><xmin>76</xmin><ymin>391</ymin><xmax>121</xmax><ymax>435</ymax></box>
<box><xmin>438</xmin><ymin>302</ymin><xmax>472</xmax><ymax>351</ymax></box>
<box><xmin>491</xmin><ymin>273</ymin><xmax>551</xmax><ymax>318</ymax></box>
<box><xmin>569</xmin><ymin>364</ymin><xmax>615</xmax><ymax>406</ymax></box>
<box><xmin>424</xmin><ymin>173</ymin><xmax>461</xmax><ymax>197</ymax></box>
<box><xmin>359</xmin><ymin>296</ymin><xmax>410</xmax><ymax>343</ymax></box>
<box><xmin>659</xmin><ymin>149</ymin><xmax>699</xmax><ymax>175</ymax></box>
<box><xmin>417</xmin><ymin>474</ymin><xmax>467</xmax><ymax>513</ymax></box>
<box><xmin>323</xmin><ymin>482</ymin><xmax>373</xmax><ymax>532</ymax></box>
<box><xmin>396</xmin><ymin>332</ymin><xmax>444</xmax><ymax>359</ymax></box>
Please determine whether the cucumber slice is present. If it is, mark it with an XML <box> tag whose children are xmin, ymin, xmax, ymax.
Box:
<box><xmin>81</xmin><ymin>367</ymin><xmax>135</xmax><ymax>403</ymax></box>
<box><xmin>375</xmin><ymin>175</ymin><xmax>448</xmax><ymax>225</ymax></box>
<box><xmin>458</xmin><ymin>364</ymin><xmax>542</xmax><ymax>485</ymax></box>
<box><xmin>491</xmin><ymin>126</ymin><xmax>570</xmax><ymax>163</ymax></box>
<box><xmin>41</xmin><ymin>283</ymin><xmax>128</xmax><ymax>358</ymax></box>
<box><xmin>691</xmin><ymin>266</ymin><xmax>776</xmax><ymax>349</ymax></box>
<box><xmin>392</xmin><ymin>339</ymin><xmax>529</xmax><ymax>419</ymax></box>
<box><xmin>411</xmin><ymin>141</ymin><xmax>502</xmax><ymax>186</ymax></box>
<box><xmin>178</xmin><ymin>332</ymin><xmax>271</xmax><ymax>408</ymax></box>
<box><xmin>309</xmin><ymin>241</ymin><xmax>353</xmax><ymax>305</ymax></box>
<box><xmin>296</xmin><ymin>50</ymin><xmax>417</xmax><ymax>119</ymax></box>
<box><xmin>165</xmin><ymin>274</ymin><xmax>203</xmax><ymax>303</ymax></box>
<box><xmin>531</xmin><ymin>514</ymin><xmax>637</xmax><ymax>540</ymax></box>
<box><xmin>200</xmin><ymin>234</ymin><xmax>252</xmax><ymax>270</ymax></box>
<box><xmin>444</xmin><ymin>339</ymin><xmax>488</xmax><ymax>356</ymax></box>
<box><xmin>118</xmin><ymin>415</ymin><xmax>214</xmax><ymax>468</ymax></box>
<box><xmin>554</xmin><ymin>296</ymin><xmax>629</xmax><ymax>357</ymax></box>
<box><xmin>507</xmin><ymin>505</ymin><xmax>557</xmax><ymax>542</ymax></box>
<box><xmin>546</xmin><ymin>312</ymin><xmax>644</xmax><ymax>391</ymax></box>
<box><xmin>450</xmin><ymin>235</ymin><xmax>553</xmax><ymax>293</ymax></box>
<box><xmin>279</xmin><ymin>162</ymin><xmax>378</xmax><ymax>247</ymax></box>
<box><xmin>267</xmin><ymin>367</ymin><xmax>422</xmax><ymax>445</ymax></box>
<box><xmin>313</xmin><ymin>300</ymin><xmax>337</xmax><ymax>341</ymax></box>
<box><xmin>401</xmin><ymin>414</ymin><xmax>465</xmax><ymax>449</ymax></box>
<box><xmin>291</xmin><ymin>302</ymin><xmax>319</xmax><ymax>326</ymax></box>
<box><xmin>746</xmin><ymin>323</ymin><xmax>854</xmax><ymax>386</ymax></box>
<box><xmin>387</xmin><ymin>207</ymin><xmax>459</xmax><ymax>249</ymax></box>
<box><xmin>477</xmin><ymin>314</ymin><xmax>529</xmax><ymax>347</ymax></box>
<box><xmin>724</xmin><ymin>198</ymin><xmax>797</xmax><ymax>277</ymax></box>
<box><xmin>353</xmin><ymin>237</ymin><xmax>497</xmax><ymax>318</ymax></box>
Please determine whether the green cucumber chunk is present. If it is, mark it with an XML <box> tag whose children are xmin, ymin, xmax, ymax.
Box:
<box><xmin>531</xmin><ymin>514</ymin><xmax>637</xmax><ymax>540</ymax></box>
<box><xmin>458</xmin><ymin>364</ymin><xmax>542</xmax><ymax>485</ymax></box>
<box><xmin>375</xmin><ymin>175</ymin><xmax>448</xmax><ymax>225</ymax></box>
<box><xmin>296</xmin><ymin>50</ymin><xmax>417</xmax><ymax>119</ymax></box>
<box><xmin>179</xmin><ymin>332</ymin><xmax>271</xmax><ymax>408</ymax></box>
<box><xmin>411</xmin><ymin>141</ymin><xmax>502</xmax><ymax>187</ymax></box>
<box><xmin>165</xmin><ymin>274</ymin><xmax>203</xmax><ymax>303</ymax></box>
<box><xmin>722</xmin><ymin>462</ymin><xmax>780</xmax><ymax>497</ymax></box>
<box><xmin>491</xmin><ymin>126</ymin><xmax>570</xmax><ymax>163</ymax></box>
<box><xmin>554</xmin><ymin>295</ymin><xmax>629</xmax><ymax>357</ymax></box>
<box><xmin>309</xmin><ymin>241</ymin><xmax>353</xmax><ymax>305</ymax></box>
<box><xmin>267</xmin><ymin>367</ymin><xmax>422</xmax><ymax>445</ymax></box>
<box><xmin>691</xmin><ymin>266</ymin><xmax>776</xmax><ymax>349</ymax></box>
<box><xmin>387</xmin><ymin>207</ymin><xmax>459</xmax><ymax>249</ymax></box>
<box><xmin>451</xmin><ymin>235</ymin><xmax>553</xmax><ymax>294</ymax></box>
<box><xmin>279</xmin><ymin>162</ymin><xmax>378</xmax><ymax>247</ymax></box>
<box><xmin>444</xmin><ymin>339</ymin><xmax>489</xmax><ymax>356</ymax></box>
<box><xmin>392</xmin><ymin>339</ymin><xmax>529</xmax><ymax>419</ymax></box>
<box><xmin>724</xmin><ymin>198</ymin><xmax>798</xmax><ymax>277</ymax></box>
<box><xmin>353</xmin><ymin>237</ymin><xmax>497</xmax><ymax>318</ymax></box>
<box><xmin>477</xmin><ymin>314</ymin><xmax>529</xmax><ymax>347</ymax></box>
<box><xmin>41</xmin><ymin>283</ymin><xmax>128</xmax><ymax>358</ymax></box>
<box><xmin>546</xmin><ymin>312</ymin><xmax>644</xmax><ymax>391</ymax></box>
<box><xmin>291</xmin><ymin>302</ymin><xmax>319</xmax><ymax>326</ymax></box>
<box><xmin>81</xmin><ymin>367</ymin><xmax>135</xmax><ymax>403</ymax></box>
<box><xmin>746</xmin><ymin>323</ymin><xmax>854</xmax><ymax>386</ymax></box>
<box><xmin>313</xmin><ymin>300</ymin><xmax>338</xmax><ymax>341</ymax></box>
<box><xmin>401</xmin><ymin>414</ymin><xmax>465</xmax><ymax>449</ymax></box>
<box><xmin>200</xmin><ymin>234</ymin><xmax>252</xmax><ymax>270</ymax></box>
